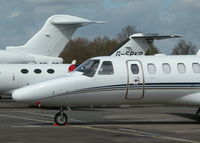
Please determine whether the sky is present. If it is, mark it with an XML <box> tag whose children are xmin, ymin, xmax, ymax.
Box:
<box><xmin>0</xmin><ymin>0</ymin><xmax>200</xmax><ymax>54</ymax></box>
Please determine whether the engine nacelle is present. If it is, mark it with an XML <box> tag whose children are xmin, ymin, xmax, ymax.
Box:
<box><xmin>31</xmin><ymin>54</ymin><xmax>63</xmax><ymax>64</ymax></box>
<box><xmin>0</xmin><ymin>50</ymin><xmax>63</xmax><ymax>64</ymax></box>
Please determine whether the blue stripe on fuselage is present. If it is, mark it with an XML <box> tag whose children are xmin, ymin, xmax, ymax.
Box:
<box><xmin>69</xmin><ymin>82</ymin><xmax>200</xmax><ymax>95</ymax></box>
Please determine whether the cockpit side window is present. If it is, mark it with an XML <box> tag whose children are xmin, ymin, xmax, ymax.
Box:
<box><xmin>98</xmin><ymin>61</ymin><xmax>114</xmax><ymax>75</ymax></box>
<box><xmin>75</xmin><ymin>60</ymin><xmax>100</xmax><ymax>77</ymax></box>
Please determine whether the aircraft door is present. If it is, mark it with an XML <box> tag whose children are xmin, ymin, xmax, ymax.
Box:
<box><xmin>126</xmin><ymin>60</ymin><xmax>144</xmax><ymax>100</ymax></box>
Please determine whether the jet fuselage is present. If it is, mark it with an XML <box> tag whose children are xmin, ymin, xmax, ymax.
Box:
<box><xmin>12</xmin><ymin>55</ymin><xmax>200</xmax><ymax>107</ymax></box>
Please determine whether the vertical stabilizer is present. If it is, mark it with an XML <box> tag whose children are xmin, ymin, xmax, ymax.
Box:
<box><xmin>111</xmin><ymin>33</ymin><xmax>181</xmax><ymax>56</ymax></box>
<box><xmin>6</xmin><ymin>15</ymin><xmax>103</xmax><ymax>57</ymax></box>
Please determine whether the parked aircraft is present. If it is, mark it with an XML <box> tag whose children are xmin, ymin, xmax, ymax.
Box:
<box><xmin>1</xmin><ymin>15</ymin><xmax>103</xmax><ymax>64</ymax></box>
<box><xmin>0</xmin><ymin>31</ymin><xmax>180</xmax><ymax>96</ymax></box>
<box><xmin>12</xmin><ymin>52</ymin><xmax>200</xmax><ymax>125</ymax></box>
<box><xmin>0</xmin><ymin>64</ymin><xmax>75</xmax><ymax>95</ymax></box>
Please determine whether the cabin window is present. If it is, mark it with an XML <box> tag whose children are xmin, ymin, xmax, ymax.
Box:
<box><xmin>177</xmin><ymin>63</ymin><xmax>186</xmax><ymax>73</ymax></box>
<box><xmin>75</xmin><ymin>59</ymin><xmax>100</xmax><ymax>77</ymax></box>
<box><xmin>47</xmin><ymin>69</ymin><xmax>55</xmax><ymax>74</ymax></box>
<box><xmin>147</xmin><ymin>63</ymin><xmax>156</xmax><ymax>74</ymax></box>
<box><xmin>162</xmin><ymin>63</ymin><xmax>171</xmax><ymax>74</ymax></box>
<box><xmin>192</xmin><ymin>63</ymin><xmax>200</xmax><ymax>73</ymax></box>
<box><xmin>131</xmin><ymin>64</ymin><xmax>139</xmax><ymax>74</ymax></box>
<box><xmin>21</xmin><ymin>69</ymin><xmax>29</xmax><ymax>74</ymax></box>
<box><xmin>34</xmin><ymin>69</ymin><xmax>42</xmax><ymax>74</ymax></box>
<box><xmin>98</xmin><ymin>61</ymin><xmax>114</xmax><ymax>75</ymax></box>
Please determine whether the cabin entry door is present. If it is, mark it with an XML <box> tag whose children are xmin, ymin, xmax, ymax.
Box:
<box><xmin>126</xmin><ymin>60</ymin><xmax>144</xmax><ymax>100</ymax></box>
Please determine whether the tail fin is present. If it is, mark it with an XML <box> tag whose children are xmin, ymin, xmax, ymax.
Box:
<box><xmin>6</xmin><ymin>15</ymin><xmax>104</xmax><ymax>57</ymax></box>
<box><xmin>110</xmin><ymin>33</ymin><xmax>181</xmax><ymax>56</ymax></box>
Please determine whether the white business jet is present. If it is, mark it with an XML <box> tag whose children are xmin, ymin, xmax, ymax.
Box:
<box><xmin>1</xmin><ymin>15</ymin><xmax>102</xmax><ymax>64</ymax></box>
<box><xmin>12</xmin><ymin>48</ymin><xmax>200</xmax><ymax>125</ymax></box>
<box><xmin>0</xmin><ymin>32</ymin><xmax>179</xmax><ymax>95</ymax></box>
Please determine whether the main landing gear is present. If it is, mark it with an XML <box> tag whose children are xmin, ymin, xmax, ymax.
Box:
<box><xmin>54</xmin><ymin>106</ymin><xmax>68</xmax><ymax>125</ymax></box>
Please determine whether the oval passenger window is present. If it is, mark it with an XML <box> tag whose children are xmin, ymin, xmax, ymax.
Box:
<box><xmin>47</xmin><ymin>69</ymin><xmax>55</xmax><ymax>74</ymax></box>
<box><xmin>147</xmin><ymin>63</ymin><xmax>156</xmax><ymax>74</ymax></box>
<box><xmin>162</xmin><ymin>63</ymin><xmax>171</xmax><ymax>74</ymax></box>
<box><xmin>34</xmin><ymin>69</ymin><xmax>42</xmax><ymax>74</ymax></box>
<box><xmin>192</xmin><ymin>63</ymin><xmax>200</xmax><ymax>73</ymax></box>
<box><xmin>21</xmin><ymin>69</ymin><xmax>29</xmax><ymax>74</ymax></box>
<box><xmin>177</xmin><ymin>63</ymin><xmax>186</xmax><ymax>74</ymax></box>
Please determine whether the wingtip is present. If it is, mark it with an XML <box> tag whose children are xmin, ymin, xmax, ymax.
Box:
<box><xmin>172</xmin><ymin>34</ymin><xmax>182</xmax><ymax>38</ymax></box>
<box><xmin>91</xmin><ymin>21</ymin><xmax>110</xmax><ymax>24</ymax></box>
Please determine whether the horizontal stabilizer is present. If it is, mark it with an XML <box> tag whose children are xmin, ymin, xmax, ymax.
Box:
<box><xmin>131</xmin><ymin>33</ymin><xmax>182</xmax><ymax>40</ymax></box>
<box><xmin>51</xmin><ymin>15</ymin><xmax>107</xmax><ymax>26</ymax></box>
<box><xmin>52</xmin><ymin>20</ymin><xmax>108</xmax><ymax>26</ymax></box>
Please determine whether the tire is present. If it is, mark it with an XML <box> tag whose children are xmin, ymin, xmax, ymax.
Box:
<box><xmin>54</xmin><ymin>112</ymin><xmax>68</xmax><ymax>125</ymax></box>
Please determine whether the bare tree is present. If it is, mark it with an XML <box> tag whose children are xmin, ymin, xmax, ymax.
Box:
<box><xmin>172</xmin><ymin>39</ymin><xmax>196</xmax><ymax>55</ymax></box>
<box><xmin>60</xmin><ymin>38</ymin><xmax>91</xmax><ymax>64</ymax></box>
<box><xmin>117</xmin><ymin>25</ymin><xmax>138</xmax><ymax>42</ymax></box>
<box><xmin>90</xmin><ymin>37</ymin><xmax>118</xmax><ymax>56</ymax></box>
<box><xmin>60</xmin><ymin>37</ymin><xmax>119</xmax><ymax>64</ymax></box>
<box><xmin>145</xmin><ymin>45</ymin><xmax>159</xmax><ymax>55</ymax></box>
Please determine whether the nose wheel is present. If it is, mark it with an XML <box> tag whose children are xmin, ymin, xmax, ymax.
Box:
<box><xmin>54</xmin><ymin>107</ymin><xmax>68</xmax><ymax>125</ymax></box>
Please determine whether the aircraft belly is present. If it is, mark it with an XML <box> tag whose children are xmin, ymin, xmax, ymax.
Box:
<box><xmin>24</xmin><ymin>86</ymin><xmax>200</xmax><ymax>107</ymax></box>
<box><xmin>34</xmin><ymin>90</ymin><xmax>127</xmax><ymax>107</ymax></box>
<box><xmin>169</xmin><ymin>91</ymin><xmax>200</xmax><ymax>106</ymax></box>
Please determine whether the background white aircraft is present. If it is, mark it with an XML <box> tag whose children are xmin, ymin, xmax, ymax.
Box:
<box><xmin>12</xmin><ymin>52</ymin><xmax>200</xmax><ymax>125</ymax></box>
<box><xmin>0</xmin><ymin>64</ymin><xmax>74</xmax><ymax>95</ymax></box>
<box><xmin>111</xmin><ymin>33</ymin><xmax>181</xmax><ymax>56</ymax></box>
<box><xmin>0</xmin><ymin>15</ymin><xmax>102</xmax><ymax>64</ymax></box>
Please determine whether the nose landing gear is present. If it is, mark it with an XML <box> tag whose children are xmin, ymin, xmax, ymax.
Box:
<box><xmin>54</xmin><ymin>107</ymin><xmax>68</xmax><ymax>125</ymax></box>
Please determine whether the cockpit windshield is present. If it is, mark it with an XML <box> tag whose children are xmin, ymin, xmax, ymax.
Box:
<box><xmin>75</xmin><ymin>59</ymin><xmax>100</xmax><ymax>77</ymax></box>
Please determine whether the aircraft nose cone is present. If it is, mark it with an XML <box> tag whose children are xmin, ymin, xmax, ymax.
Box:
<box><xmin>12</xmin><ymin>75</ymin><xmax>73</xmax><ymax>102</ymax></box>
<box><xmin>12</xmin><ymin>83</ymin><xmax>55</xmax><ymax>102</ymax></box>
<box><xmin>12</xmin><ymin>86</ymin><xmax>37</xmax><ymax>101</ymax></box>
<box><xmin>12</xmin><ymin>89</ymin><xmax>27</xmax><ymax>101</ymax></box>
<box><xmin>12</xmin><ymin>88</ymin><xmax>34</xmax><ymax>102</ymax></box>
